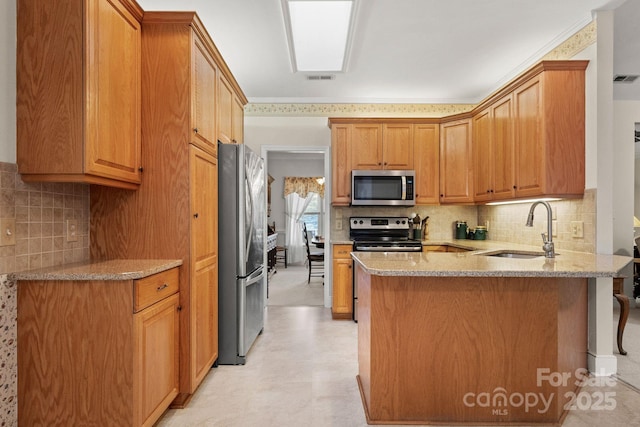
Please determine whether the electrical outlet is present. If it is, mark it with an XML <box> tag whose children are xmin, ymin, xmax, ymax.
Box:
<box><xmin>335</xmin><ymin>219</ymin><xmax>343</xmax><ymax>231</ymax></box>
<box><xmin>66</xmin><ymin>219</ymin><xmax>78</xmax><ymax>242</ymax></box>
<box><xmin>570</xmin><ymin>221</ymin><xmax>584</xmax><ymax>238</ymax></box>
<box><xmin>0</xmin><ymin>218</ymin><xmax>16</xmax><ymax>246</ymax></box>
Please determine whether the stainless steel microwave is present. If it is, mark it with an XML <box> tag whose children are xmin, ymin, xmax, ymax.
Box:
<box><xmin>351</xmin><ymin>170</ymin><xmax>416</xmax><ymax>206</ymax></box>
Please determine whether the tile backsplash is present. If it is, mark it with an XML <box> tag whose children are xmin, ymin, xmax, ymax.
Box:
<box><xmin>0</xmin><ymin>161</ymin><xmax>90</xmax><ymax>426</ymax></box>
<box><xmin>331</xmin><ymin>189</ymin><xmax>595</xmax><ymax>254</ymax></box>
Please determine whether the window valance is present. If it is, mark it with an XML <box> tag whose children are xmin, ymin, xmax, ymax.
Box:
<box><xmin>283</xmin><ymin>177</ymin><xmax>325</xmax><ymax>199</ymax></box>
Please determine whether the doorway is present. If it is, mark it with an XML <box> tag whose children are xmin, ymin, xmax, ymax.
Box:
<box><xmin>261</xmin><ymin>145</ymin><xmax>331</xmax><ymax>308</ymax></box>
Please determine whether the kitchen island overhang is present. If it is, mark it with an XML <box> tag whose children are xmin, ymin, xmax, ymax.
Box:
<box><xmin>352</xmin><ymin>251</ymin><xmax>630</xmax><ymax>425</ymax></box>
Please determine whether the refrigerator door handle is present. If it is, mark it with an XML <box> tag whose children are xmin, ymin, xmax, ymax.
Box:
<box><xmin>245</xmin><ymin>175</ymin><xmax>254</xmax><ymax>265</ymax></box>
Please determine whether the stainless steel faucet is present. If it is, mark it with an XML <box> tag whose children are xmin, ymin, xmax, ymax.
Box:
<box><xmin>526</xmin><ymin>201</ymin><xmax>555</xmax><ymax>258</ymax></box>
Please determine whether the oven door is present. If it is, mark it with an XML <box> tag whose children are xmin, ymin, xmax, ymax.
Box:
<box><xmin>351</xmin><ymin>170</ymin><xmax>415</xmax><ymax>206</ymax></box>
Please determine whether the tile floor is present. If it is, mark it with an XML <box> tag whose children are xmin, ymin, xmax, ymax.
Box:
<box><xmin>157</xmin><ymin>305</ymin><xmax>640</xmax><ymax>427</ymax></box>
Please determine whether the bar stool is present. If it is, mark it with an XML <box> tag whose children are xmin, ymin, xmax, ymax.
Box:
<box><xmin>275</xmin><ymin>246</ymin><xmax>288</xmax><ymax>268</ymax></box>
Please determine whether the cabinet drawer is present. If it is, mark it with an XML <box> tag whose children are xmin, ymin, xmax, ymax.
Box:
<box><xmin>333</xmin><ymin>244</ymin><xmax>353</xmax><ymax>259</ymax></box>
<box><xmin>134</xmin><ymin>268</ymin><xmax>179</xmax><ymax>312</ymax></box>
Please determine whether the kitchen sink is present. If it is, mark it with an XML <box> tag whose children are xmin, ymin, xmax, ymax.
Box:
<box><xmin>482</xmin><ymin>250</ymin><xmax>556</xmax><ymax>259</ymax></box>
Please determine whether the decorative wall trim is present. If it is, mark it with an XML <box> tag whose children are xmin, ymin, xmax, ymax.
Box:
<box><xmin>245</xmin><ymin>20</ymin><xmax>597</xmax><ymax>118</ymax></box>
<box><xmin>244</xmin><ymin>103</ymin><xmax>475</xmax><ymax>117</ymax></box>
<box><xmin>542</xmin><ymin>19</ymin><xmax>597</xmax><ymax>60</ymax></box>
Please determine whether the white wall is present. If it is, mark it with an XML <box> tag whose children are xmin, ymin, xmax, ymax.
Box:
<box><xmin>0</xmin><ymin>0</ymin><xmax>16</xmax><ymax>163</ymax></box>
<box><xmin>244</xmin><ymin>116</ymin><xmax>331</xmax><ymax>154</ymax></box>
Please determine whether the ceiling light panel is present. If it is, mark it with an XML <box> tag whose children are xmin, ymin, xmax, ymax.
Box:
<box><xmin>284</xmin><ymin>0</ymin><xmax>356</xmax><ymax>72</ymax></box>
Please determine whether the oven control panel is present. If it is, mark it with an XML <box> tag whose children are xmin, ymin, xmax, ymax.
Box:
<box><xmin>349</xmin><ymin>216</ymin><xmax>410</xmax><ymax>230</ymax></box>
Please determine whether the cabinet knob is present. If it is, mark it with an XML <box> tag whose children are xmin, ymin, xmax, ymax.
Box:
<box><xmin>378</xmin><ymin>162</ymin><xmax>382</xmax><ymax>166</ymax></box>
<box><xmin>440</xmin><ymin>194</ymin><xmax>444</xmax><ymax>197</ymax></box>
<box><xmin>513</xmin><ymin>185</ymin><xmax>517</xmax><ymax>189</ymax></box>
<box><xmin>177</xmin><ymin>306</ymin><xmax>182</xmax><ymax>311</ymax></box>
<box><xmin>138</xmin><ymin>166</ymin><xmax>144</xmax><ymax>173</ymax></box>
<box><xmin>486</xmin><ymin>189</ymin><xmax>491</xmax><ymax>193</ymax></box>
<box><xmin>193</xmin><ymin>213</ymin><xmax>199</xmax><ymax>219</ymax></box>
<box><xmin>193</xmin><ymin>127</ymin><xmax>199</xmax><ymax>134</ymax></box>
<box><xmin>157</xmin><ymin>283</ymin><xmax>169</xmax><ymax>291</ymax></box>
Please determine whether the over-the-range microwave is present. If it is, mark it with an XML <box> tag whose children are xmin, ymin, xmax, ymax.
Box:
<box><xmin>351</xmin><ymin>170</ymin><xmax>416</xmax><ymax>206</ymax></box>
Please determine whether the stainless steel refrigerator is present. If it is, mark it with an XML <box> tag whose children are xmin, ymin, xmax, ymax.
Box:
<box><xmin>218</xmin><ymin>142</ymin><xmax>266</xmax><ymax>365</ymax></box>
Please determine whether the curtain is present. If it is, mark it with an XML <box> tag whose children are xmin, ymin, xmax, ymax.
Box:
<box><xmin>285</xmin><ymin>192</ymin><xmax>314</xmax><ymax>264</ymax></box>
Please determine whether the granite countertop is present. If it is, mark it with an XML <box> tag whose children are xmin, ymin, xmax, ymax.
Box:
<box><xmin>10</xmin><ymin>259</ymin><xmax>183</xmax><ymax>281</ymax></box>
<box><xmin>352</xmin><ymin>239</ymin><xmax>632</xmax><ymax>278</ymax></box>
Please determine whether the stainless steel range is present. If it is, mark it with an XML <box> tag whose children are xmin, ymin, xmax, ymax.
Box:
<box><xmin>350</xmin><ymin>216</ymin><xmax>423</xmax><ymax>321</ymax></box>
<box><xmin>350</xmin><ymin>216</ymin><xmax>423</xmax><ymax>252</ymax></box>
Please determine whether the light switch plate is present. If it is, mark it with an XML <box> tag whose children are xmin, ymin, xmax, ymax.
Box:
<box><xmin>570</xmin><ymin>221</ymin><xmax>584</xmax><ymax>238</ymax></box>
<box><xmin>66</xmin><ymin>219</ymin><xmax>78</xmax><ymax>242</ymax></box>
<box><xmin>0</xmin><ymin>218</ymin><xmax>16</xmax><ymax>246</ymax></box>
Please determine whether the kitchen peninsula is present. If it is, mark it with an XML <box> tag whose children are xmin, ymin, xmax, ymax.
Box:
<box><xmin>353</xmin><ymin>249</ymin><xmax>630</xmax><ymax>425</ymax></box>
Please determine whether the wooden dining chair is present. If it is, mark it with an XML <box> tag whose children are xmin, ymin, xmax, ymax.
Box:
<box><xmin>302</xmin><ymin>222</ymin><xmax>324</xmax><ymax>283</ymax></box>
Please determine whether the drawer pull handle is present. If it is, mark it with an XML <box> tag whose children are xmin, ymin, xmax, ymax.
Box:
<box><xmin>157</xmin><ymin>283</ymin><xmax>169</xmax><ymax>291</ymax></box>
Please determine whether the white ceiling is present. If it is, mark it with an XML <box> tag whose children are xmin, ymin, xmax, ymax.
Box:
<box><xmin>138</xmin><ymin>0</ymin><xmax>639</xmax><ymax>104</ymax></box>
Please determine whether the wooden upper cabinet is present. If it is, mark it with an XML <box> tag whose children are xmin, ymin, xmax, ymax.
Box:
<box><xmin>472</xmin><ymin>108</ymin><xmax>493</xmax><ymax>202</ymax></box>
<box><xmin>351</xmin><ymin>124</ymin><xmax>383</xmax><ymax>170</ymax></box>
<box><xmin>491</xmin><ymin>95</ymin><xmax>516</xmax><ymax>200</ymax></box>
<box><xmin>217</xmin><ymin>73</ymin><xmax>233</xmax><ymax>144</ymax></box>
<box><xmin>514</xmin><ymin>77</ymin><xmax>543</xmax><ymax>197</ymax></box>
<box><xmin>331</xmin><ymin>124</ymin><xmax>352</xmax><ymax>205</ymax></box>
<box><xmin>382</xmin><ymin>124</ymin><xmax>414</xmax><ymax>169</ymax></box>
<box><xmin>472</xmin><ymin>95</ymin><xmax>516</xmax><ymax>203</ymax></box>
<box><xmin>191</xmin><ymin>34</ymin><xmax>218</xmax><ymax>155</ymax></box>
<box><xmin>17</xmin><ymin>0</ymin><xmax>143</xmax><ymax>190</ymax></box>
<box><xmin>232</xmin><ymin>96</ymin><xmax>245</xmax><ymax>144</ymax></box>
<box><xmin>413</xmin><ymin>124</ymin><xmax>440</xmax><ymax>205</ymax></box>
<box><xmin>350</xmin><ymin>124</ymin><xmax>413</xmax><ymax>170</ymax></box>
<box><xmin>218</xmin><ymin>70</ymin><xmax>246</xmax><ymax>144</ymax></box>
<box><xmin>440</xmin><ymin>119</ymin><xmax>473</xmax><ymax>204</ymax></box>
<box><xmin>481</xmin><ymin>61</ymin><xmax>586</xmax><ymax>201</ymax></box>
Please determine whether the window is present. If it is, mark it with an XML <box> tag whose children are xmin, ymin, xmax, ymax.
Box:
<box><xmin>300</xmin><ymin>192</ymin><xmax>323</xmax><ymax>236</ymax></box>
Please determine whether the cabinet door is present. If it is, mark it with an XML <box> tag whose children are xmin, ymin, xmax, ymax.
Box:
<box><xmin>491</xmin><ymin>95</ymin><xmax>516</xmax><ymax>200</ymax></box>
<box><xmin>413</xmin><ymin>124</ymin><xmax>440</xmax><ymax>205</ymax></box>
<box><xmin>232</xmin><ymin>95</ymin><xmax>244</xmax><ymax>144</ymax></box>
<box><xmin>514</xmin><ymin>77</ymin><xmax>543</xmax><ymax>197</ymax></box>
<box><xmin>189</xmin><ymin>145</ymin><xmax>218</xmax><ymax>387</ymax></box>
<box><xmin>85</xmin><ymin>0</ymin><xmax>142</xmax><ymax>185</ymax></box>
<box><xmin>192</xmin><ymin>263</ymin><xmax>218</xmax><ymax>386</ymax></box>
<box><xmin>190</xmin><ymin>145</ymin><xmax>217</xmax><ymax>270</ymax></box>
<box><xmin>382</xmin><ymin>124</ymin><xmax>414</xmax><ymax>169</ymax></box>
<box><xmin>332</xmin><ymin>258</ymin><xmax>353</xmax><ymax>318</ymax></box>
<box><xmin>351</xmin><ymin>124</ymin><xmax>383</xmax><ymax>170</ymax></box>
<box><xmin>191</xmin><ymin>33</ymin><xmax>217</xmax><ymax>156</ymax></box>
<box><xmin>331</xmin><ymin>124</ymin><xmax>352</xmax><ymax>205</ymax></box>
<box><xmin>218</xmin><ymin>73</ymin><xmax>234</xmax><ymax>144</ymax></box>
<box><xmin>135</xmin><ymin>293</ymin><xmax>180</xmax><ymax>427</ymax></box>
<box><xmin>440</xmin><ymin>119</ymin><xmax>473</xmax><ymax>203</ymax></box>
<box><xmin>472</xmin><ymin>109</ymin><xmax>493</xmax><ymax>202</ymax></box>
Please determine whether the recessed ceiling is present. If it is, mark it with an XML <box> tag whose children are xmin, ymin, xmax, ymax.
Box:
<box><xmin>138</xmin><ymin>0</ymin><xmax>637</xmax><ymax>104</ymax></box>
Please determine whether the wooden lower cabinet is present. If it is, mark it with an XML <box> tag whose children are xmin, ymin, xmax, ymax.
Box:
<box><xmin>332</xmin><ymin>244</ymin><xmax>354</xmax><ymax>319</ymax></box>
<box><xmin>18</xmin><ymin>268</ymin><xmax>180</xmax><ymax>427</ymax></box>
